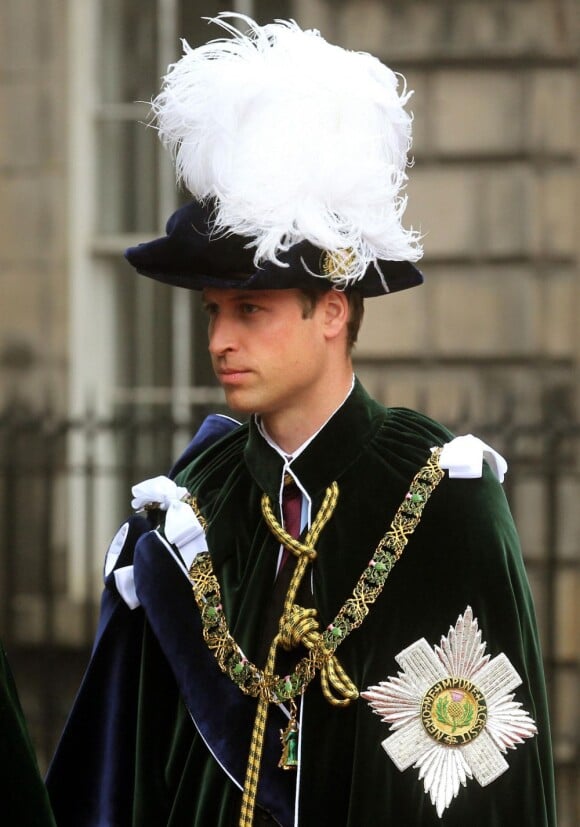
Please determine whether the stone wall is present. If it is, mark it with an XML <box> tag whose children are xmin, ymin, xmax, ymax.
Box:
<box><xmin>0</xmin><ymin>0</ymin><xmax>578</xmax><ymax>419</ymax></box>
<box><xmin>0</xmin><ymin>0</ymin><xmax>68</xmax><ymax>412</ymax></box>
<box><xmin>290</xmin><ymin>0</ymin><xmax>580</xmax><ymax>421</ymax></box>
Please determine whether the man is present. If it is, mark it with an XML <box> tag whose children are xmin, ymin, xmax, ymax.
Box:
<box><xmin>47</xmin><ymin>14</ymin><xmax>556</xmax><ymax>826</ymax></box>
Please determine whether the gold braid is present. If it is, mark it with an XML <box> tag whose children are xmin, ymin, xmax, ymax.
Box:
<box><xmin>262</xmin><ymin>483</ymin><xmax>358</xmax><ymax>707</ymax></box>
<box><xmin>239</xmin><ymin>482</ymin><xmax>338</xmax><ymax>827</ymax></box>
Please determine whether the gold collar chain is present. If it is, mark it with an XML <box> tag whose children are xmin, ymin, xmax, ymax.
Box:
<box><xmin>187</xmin><ymin>447</ymin><xmax>444</xmax><ymax>707</ymax></box>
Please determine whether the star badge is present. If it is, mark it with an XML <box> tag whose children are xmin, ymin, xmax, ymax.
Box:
<box><xmin>362</xmin><ymin>606</ymin><xmax>537</xmax><ymax>817</ymax></box>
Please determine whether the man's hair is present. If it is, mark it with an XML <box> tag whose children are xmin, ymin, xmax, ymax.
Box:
<box><xmin>299</xmin><ymin>287</ymin><xmax>365</xmax><ymax>353</ymax></box>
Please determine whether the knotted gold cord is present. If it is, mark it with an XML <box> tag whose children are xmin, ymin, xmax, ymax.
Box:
<box><xmin>239</xmin><ymin>482</ymin><xmax>338</xmax><ymax>827</ymax></box>
<box><xmin>261</xmin><ymin>490</ymin><xmax>358</xmax><ymax>707</ymax></box>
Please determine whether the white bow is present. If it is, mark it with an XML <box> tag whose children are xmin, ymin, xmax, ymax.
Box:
<box><xmin>164</xmin><ymin>499</ymin><xmax>208</xmax><ymax>568</ymax></box>
<box><xmin>435</xmin><ymin>435</ymin><xmax>507</xmax><ymax>483</ymax></box>
<box><xmin>131</xmin><ymin>475</ymin><xmax>189</xmax><ymax>511</ymax></box>
<box><xmin>131</xmin><ymin>475</ymin><xmax>207</xmax><ymax>568</ymax></box>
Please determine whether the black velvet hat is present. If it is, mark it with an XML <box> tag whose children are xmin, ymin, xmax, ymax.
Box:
<box><xmin>125</xmin><ymin>199</ymin><xmax>423</xmax><ymax>298</ymax></box>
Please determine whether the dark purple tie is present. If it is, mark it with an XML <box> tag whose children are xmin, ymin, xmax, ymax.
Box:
<box><xmin>281</xmin><ymin>475</ymin><xmax>301</xmax><ymax>569</ymax></box>
<box><xmin>257</xmin><ymin>476</ymin><xmax>301</xmax><ymax>662</ymax></box>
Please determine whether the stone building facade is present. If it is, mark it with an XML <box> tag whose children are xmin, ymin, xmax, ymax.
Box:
<box><xmin>1</xmin><ymin>0</ymin><xmax>578</xmax><ymax>420</ymax></box>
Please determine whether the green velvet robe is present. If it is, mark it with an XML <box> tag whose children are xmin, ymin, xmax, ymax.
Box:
<box><xmin>129</xmin><ymin>380</ymin><xmax>555</xmax><ymax>826</ymax></box>
<box><xmin>0</xmin><ymin>644</ymin><xmax>56</xmax><ymax>826</ymax></box>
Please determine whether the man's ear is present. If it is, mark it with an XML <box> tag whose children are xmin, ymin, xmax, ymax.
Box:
<box><xmin>321</xmin><ymin>289</ymin><xmax>349</xmax><ymax>341</ymax></box>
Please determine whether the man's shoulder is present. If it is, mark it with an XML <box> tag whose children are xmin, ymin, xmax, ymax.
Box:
<box><xmin>172</xmin><ymin>414</ymin><xmax>249</xmax><ymax>487</ymax></box>
<box><xmin>350</xmin><ymin>381</ymin><xmax>455</xmax><ymax>462</ymax></box>
<box><xmin>375</xmin><ymin>404</ymin><xmax>455</xmax><ymax>454</ymax></box>
<box><xmin>379</xmin><ymin>406</ymin><xmax>507</xmax><ymax>486</ymax></box>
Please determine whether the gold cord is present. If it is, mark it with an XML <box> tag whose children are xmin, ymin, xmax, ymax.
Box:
<box><xmin>239</xmin><ymin>482</ymin><xmax>338</xmax><ymax>826</ymax></box>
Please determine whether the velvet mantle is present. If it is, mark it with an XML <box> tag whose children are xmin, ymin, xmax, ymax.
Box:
<box><xmin>47</xmin><ymin>381</ymin><xmax>556</xmax><ymax>826</ymax></box>
<box><xmin>0</xmin><ymin>643</ymin><xmax>56</xmax><ymax>825</ymax></box>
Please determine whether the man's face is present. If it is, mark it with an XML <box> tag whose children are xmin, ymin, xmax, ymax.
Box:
<box><xmin>203</xmin><ymin>288</ymin><xmax>332</xmax><ymax>419</ymax></box>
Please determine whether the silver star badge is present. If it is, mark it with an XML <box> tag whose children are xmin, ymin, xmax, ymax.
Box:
<box><xmin>362</xmin><ymin>606</ymin><xmax>537</xmax><ymax>817</ymax></box>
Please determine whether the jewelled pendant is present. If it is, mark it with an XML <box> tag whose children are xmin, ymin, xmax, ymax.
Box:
<box><xmin>278</xmin><ymin>703</ymin><xmax>299</xmax><ymax>770</ymax></box>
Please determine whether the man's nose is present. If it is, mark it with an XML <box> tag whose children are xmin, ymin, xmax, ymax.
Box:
<box><xmin>208</xmin><ymin>316</ymin><xmax>237</xmax><ymax>356</ymax></box>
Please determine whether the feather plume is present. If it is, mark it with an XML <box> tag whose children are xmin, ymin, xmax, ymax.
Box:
<box><xmin>151</xmin><ymin>13</ymin><xmax>422</xmax><ymax>286</ymax></box>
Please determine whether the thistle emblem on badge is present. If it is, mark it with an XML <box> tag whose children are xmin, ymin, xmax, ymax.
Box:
<box><xmin>422</xmin><ymin>677</ymin><xmax>487</xmax><ymax>744</ymax></box>
<box><xmin>362</xmin><ymin>607</ymin><xmax>537</xmax><ymax>817</ymax></box>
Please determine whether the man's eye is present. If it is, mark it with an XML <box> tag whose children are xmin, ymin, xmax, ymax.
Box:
<box><xmin>241</xmin><ymin>304</ymin><xmax>259</xmax><ymax>314</ymax></box>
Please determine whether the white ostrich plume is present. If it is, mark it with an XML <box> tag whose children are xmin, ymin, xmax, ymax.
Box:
<box><xmin>152</xmin><ymin>13</ymin><xmax>423</xmax><ymax>286</ymax></box>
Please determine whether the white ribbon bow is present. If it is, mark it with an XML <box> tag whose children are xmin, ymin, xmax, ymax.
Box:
<box><xmin>131</xmin><ymin>476</ymin><xmax>189</xmax><ymax>511</ymax></box>
<box><xmin>435</xmin><ymin>434</ymin><xmax>507</xmax><ymax>483</ymax></box>
<box><xmin>131</xmin><ymin>475</ymin><xmax>207</xmax><ymax>569</ymax></box>
<box><xmin>164</xmin><ymin>499</ymin><xmax>208</xmax><ymax>569</ymax></box>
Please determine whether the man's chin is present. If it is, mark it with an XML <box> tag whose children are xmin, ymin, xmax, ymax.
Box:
<box><xmin>222</xmin><ymin>389</ymin><xmax>258</xmax><ymax>415</ymax></box>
